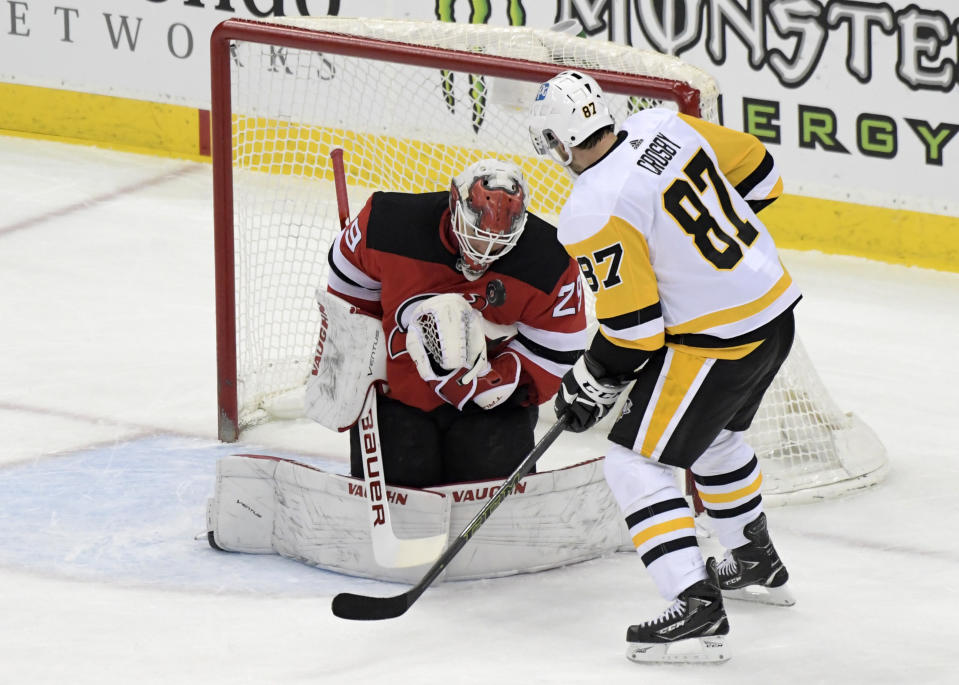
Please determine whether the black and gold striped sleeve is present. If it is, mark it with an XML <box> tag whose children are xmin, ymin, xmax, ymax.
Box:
<box><xmin>564</xmin><ymin>215</ymin><xmax>665</xmax><ymax>378</ymax></box>
<box><xmin>678</xmin><ymin>113</ymin><xmax>783</xmax><ymax>213</ymax></box>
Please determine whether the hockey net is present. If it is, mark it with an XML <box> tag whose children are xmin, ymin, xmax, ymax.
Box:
<box><xmin>211</xmin><ymin>16</ymin><xmax>887</xmax><ymax>505</ymax></box>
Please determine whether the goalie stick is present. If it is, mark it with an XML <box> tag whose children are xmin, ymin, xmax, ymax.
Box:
<box><xmin>357</xmin><ymin>386</ymin><xmax>448</xmax><ymax>568</ymax></box>
<box><xmin>330</xmin><ymin>147</ymin><xmax>350</xmax><ymax>231</ymax></box>
<box><xmin>328</xmin><ymin>148</ymin><xmax>446</xmax><ymax>569</ymax></box>
<box><xmin>331</xmin><ymin>413</ymin><xmax>571</xmax><ymax>621</ymax></box>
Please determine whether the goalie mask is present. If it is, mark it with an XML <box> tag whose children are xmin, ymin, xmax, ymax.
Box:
<box><xmin>449</xmin><ymin>159</ymin><xmax>530</xmax><ymax>281</ymax></box>
<box><xmin>528</xmin><ymin>70</ymin><xmax>615</xmax><ymax>172</ymax></box>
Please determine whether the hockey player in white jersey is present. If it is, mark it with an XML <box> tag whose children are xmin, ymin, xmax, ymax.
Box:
<box><xmin>529</xmin><ymin>70</ymin><xmax>798</xmax><ymax>664</ymax></box>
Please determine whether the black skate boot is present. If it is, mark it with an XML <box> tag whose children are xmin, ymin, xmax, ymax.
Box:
<box><xmin>625</xmin><ymin>558</ymin><xmax>730</xmax><ymax>664</ymax></box>
<box><xmin>717</xmin><ymin>512</ymin><xmax>795</xmax><ymax>606</ymax></box>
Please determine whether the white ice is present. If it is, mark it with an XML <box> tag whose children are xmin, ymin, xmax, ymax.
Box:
<box><xmin>1</xmin><ymin>136</ymin><xmax>957</xmax><ymax>684</ymax></box>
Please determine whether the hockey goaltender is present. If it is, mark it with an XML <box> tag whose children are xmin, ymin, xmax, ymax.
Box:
<box><xmin>205</xmin><ymin>159</ymin><xmax>632</xmax><ymax>584</ymax></box>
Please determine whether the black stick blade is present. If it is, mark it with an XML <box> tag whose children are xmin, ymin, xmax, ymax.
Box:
<box><xmin>331</xmin><ymin>591</ymin><xmax>411</xmax><ymax>621</ymax></box>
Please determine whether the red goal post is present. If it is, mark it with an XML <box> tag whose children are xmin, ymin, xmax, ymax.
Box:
<box><xmin>211</xmin><ymin>16</ymin><xmax>886</xmax><ymax>505</ymax></box>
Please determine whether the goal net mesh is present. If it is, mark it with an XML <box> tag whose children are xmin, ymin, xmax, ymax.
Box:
<box><xmin>214</xmin><ymin>16</ymin><xmax>887</xmax><ymax>504</ymax></box>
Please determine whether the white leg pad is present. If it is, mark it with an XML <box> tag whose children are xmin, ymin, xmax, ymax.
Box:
<box><xmin>434</xmin><ymin>457</ymin><xmax>633</xmax><ymax>580</ymax></box>
<box><xmin>207</xmin><ymin>455</ymin><xmax>280</xmax><ymax>554</ymax></box>
<box><xmin>206</xmin><ymin>455</ymin><xmax>633</xmax><ymax>582</ymax></box>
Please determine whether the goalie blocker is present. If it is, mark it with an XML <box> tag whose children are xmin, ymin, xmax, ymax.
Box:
<box><xmin>304</xmin><ymin>290</ymin><xmax>387</xmax><ymax>432</ymax></box>
<box><xmin>206</xmin><ymin>453</ymin><xmax>632</xmax><ymax>583</ymax></box>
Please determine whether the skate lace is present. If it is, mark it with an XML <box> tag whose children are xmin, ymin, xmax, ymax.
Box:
<box><xmin>643</xmin><ymin>598</ymin><xmax>686</xmax><ymax>627</ymax></box>
<box><xmin>716</xmin><ymin>553</ymin><xmax>738</xmax><ymax>577</ymax></box>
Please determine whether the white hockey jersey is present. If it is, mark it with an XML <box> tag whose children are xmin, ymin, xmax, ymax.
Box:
<box><xmin>558</xmin><ymin>108</ymin><xmax>801</xmax><ymax>358</ymax></box>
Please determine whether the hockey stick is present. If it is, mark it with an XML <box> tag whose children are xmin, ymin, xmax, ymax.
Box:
<box><xmin>357</xmin><ymin>386</ymin><xmax>449</xmax><ymax>568</ymax></box>
<box><xmin>332</xmin><ymin>413</ymin><xmax>571</xmax><ymax>621</ymax></box>
<box><xmin>329</xmin><ymin>148</ymin><xmax>446</xmax><ymax>568</ymax></box>
<box><xmin>330</xmin><ymin>147</ymin><xmax>351</xmax><ymax>230</ymax></box>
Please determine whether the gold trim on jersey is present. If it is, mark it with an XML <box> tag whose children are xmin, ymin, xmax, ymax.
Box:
<box><xmin>640</xmin><ymin>351</ymin><xmax>710</xmax><ymax>458</ymax></box>
<box><xmin>630</xmin><ymin>516</ymin><xmax>696</xmax><ymax>548</ymax></box>
<box><xmin>668</xmin><ymin>267</ymin><xmax>794</xmax><ymax>335</ymax></box>
<box><xmin>667</xmin><ymin>339</ymin><xmax>763</xmax><ymax>360</ymax></box>
<box><xmin>565</xmin><ymin>216</ymin><xmax>660</xmax><ymax>319</ymax></box>
<box><xmin>768</xmin><ymin>177</ymin><xmax>784</xmax><ymax>200</ymax></box>
<box><xmin>601</xmin><ymin>327</ymin><xmax>664</xmax><ymax>352</ymax></box>
<box><xmin>677</xmin><ymin>113</ymin><xmax>770</xmax><ymax>189</ymax></box>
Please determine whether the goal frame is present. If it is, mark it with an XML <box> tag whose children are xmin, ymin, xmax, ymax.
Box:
<box><xmin>209</xmin><ymin>16</ymin><xmax>886</xmax><ymax>511</ymax></box>
<box><xmin>211</xmin><ymin>18</ymin><xmax>703</xmax><ymax>442</ymax></box>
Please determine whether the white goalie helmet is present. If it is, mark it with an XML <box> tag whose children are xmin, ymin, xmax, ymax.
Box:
<box><xmin>528</xmin><ymin>70</ymin><xmax>615</xmax><ymax>169</ymax></box>
<box><xmin>449</xmin><ymin>158</ymin><xmax>530</xmax><ymax>280</ymax></box>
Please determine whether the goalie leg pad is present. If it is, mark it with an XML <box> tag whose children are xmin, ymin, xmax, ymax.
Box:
<box><xmin>206</xmin><ymin>455</ymin><xmax>633</xmax><ymax>583</ymax></box>
<box><xmin>207</xmin><ymin>455</ymin><xmax>280</xmax><ymax>554</ymax></box>
<box><xmin>208</xmin><ymin>454</ymin><xmax>452</xmax><ymax>583</ymax></box>
<box><xmin>435</xmin><ymin>457</ymin><xmax>633</xmax><ymax>580</ymax></box>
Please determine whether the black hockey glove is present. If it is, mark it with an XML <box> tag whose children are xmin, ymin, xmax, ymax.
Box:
<box><xmin>554</xmin><ymin>353</ymin><xmax>630</xmax><ymax>433</ymax></box>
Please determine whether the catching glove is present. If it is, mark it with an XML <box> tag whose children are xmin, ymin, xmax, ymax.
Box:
<box><xmin>406</xmin><ymin>294</ymin><xmax>522</xmax><ymax>410</ymax></box>
<box><xmin>412</xmin><ymin>350</ymin><xmax>521</xmax><ymax>410</ymax></box>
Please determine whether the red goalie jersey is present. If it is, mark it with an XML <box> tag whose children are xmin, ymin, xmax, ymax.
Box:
<box><xmin>326</xmin><ymin>190</ymin><xmax>588</xmax><ymax>413</ymax></box>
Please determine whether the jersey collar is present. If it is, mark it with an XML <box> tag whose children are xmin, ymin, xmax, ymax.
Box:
<box><xmin>580</xmin><ymin>130</ymin><xmax>628</xmax><ymax>176</ymax></box>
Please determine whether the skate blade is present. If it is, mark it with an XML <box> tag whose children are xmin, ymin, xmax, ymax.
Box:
<box><xmin>626</xmin><ymin>635</ymin><xmax>729</xmax><ymax>664</ymax></box>
<box><xmin>723</xmin><ymin>583</ymin><xmax>795</xmax><ymax>607</ymax></box>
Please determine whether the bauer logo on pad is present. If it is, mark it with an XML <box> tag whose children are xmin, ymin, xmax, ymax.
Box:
<box><xmin>535</xmin><ymin>83</ymin><xmax>549</xmax><ymax>100</ymax></box>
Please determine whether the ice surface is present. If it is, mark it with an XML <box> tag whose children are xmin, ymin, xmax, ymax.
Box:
<box><xmin>1</xmin><ymin>137</ymin><xmax>957</xmax><ymax>684</ymax></box>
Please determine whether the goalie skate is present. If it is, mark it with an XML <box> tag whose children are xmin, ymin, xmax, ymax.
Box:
<box><xmin>625</xmin><ymin>559</ymin><xmax>730</xmax><ymax>664</ymax></box>
<box><xmin>717</xmin><ymin>513</ymin><xmax>795</xmax><ymax>607</ymax></box>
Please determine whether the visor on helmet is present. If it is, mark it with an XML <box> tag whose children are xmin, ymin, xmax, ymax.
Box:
<box><xmin>529</xmin><ymin>126</ymin><xmax>573</xmax><ymax>166</ymax></box>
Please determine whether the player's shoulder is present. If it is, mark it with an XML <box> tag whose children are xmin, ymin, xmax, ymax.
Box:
<box><xmin>625</xmin><ymin>106</ymin><xmax>675</xmax><ymax>126</ymax></box>
<box><xmin>558</xmin><ymin>153</ymin><xmax>637</xmax><ymax>244</ymax></box>
<box><xmin>365</xmin><ymin>191</ymin><xmax>453</xmax><ymax>263</ymax></box>
<box><xmin>492</xmin><ymin>212</ymin><xmax>575</xmax><ymax>294</ymax></box>
<box><xmin>622</xmin><ymin>107</ymin><xmax>702</xmax><ymax>145</ymax></box>
<box><xmin>368</xmin><ymin>190</ymin><xmax>449</xmax><ymax>226</ymax></box>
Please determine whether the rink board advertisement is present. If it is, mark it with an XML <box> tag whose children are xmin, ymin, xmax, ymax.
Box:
<box><xmin>1</xmin><ymin>1</ymin><xmax>957</xmax><ymax>263</ymax></box>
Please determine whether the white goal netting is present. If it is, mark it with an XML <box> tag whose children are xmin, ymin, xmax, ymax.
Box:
<box><xmin>212</xmin><ymin>16</ymin><xmax>887</xmax><ymax>505</ymax></box>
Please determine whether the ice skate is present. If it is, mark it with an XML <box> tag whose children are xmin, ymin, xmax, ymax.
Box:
<box><xmin>625</xmin><ymin>558</ymin><xmax>730</xmax><ymax>664</ymax></box>
<box><xmin>717</xmin><ymin>513</ymin><xmax>795</xmax><ymax>606</ymax></box>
